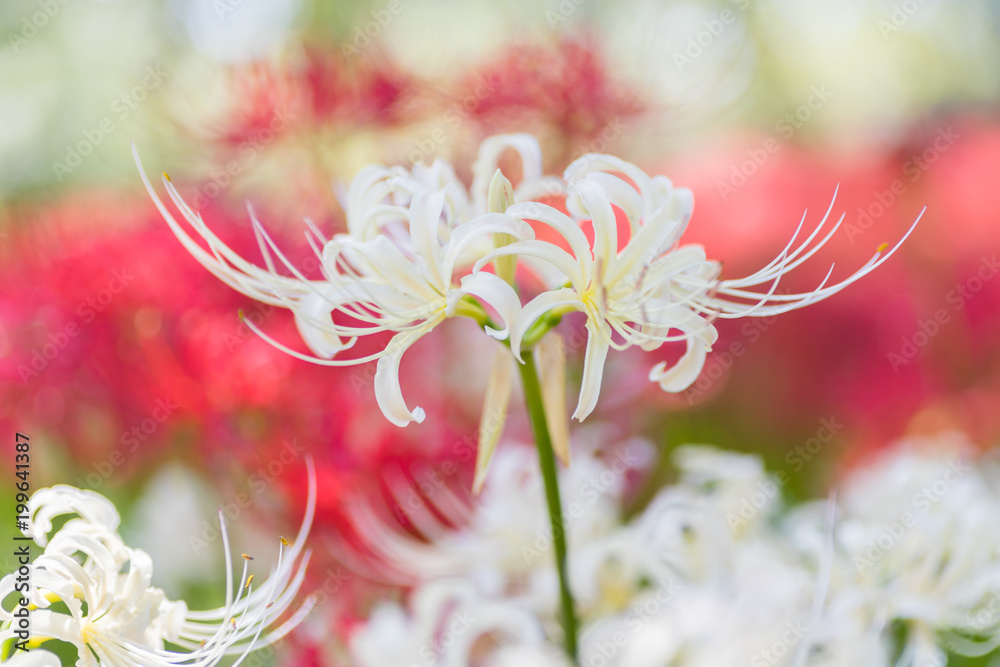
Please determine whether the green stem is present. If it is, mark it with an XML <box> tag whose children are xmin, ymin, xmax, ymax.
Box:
<box><xmin>518</xmin><ymin>351</ymin><xmax>579</xmax><ymax>665</ymax></box>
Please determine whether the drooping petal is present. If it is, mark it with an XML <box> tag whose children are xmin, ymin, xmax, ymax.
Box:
<box><xmin>509</xmin><ymin>289</ymin><xmax>586</xmax><ymax>362</ymax></box>
<box><xmin>375</xmin><ymin>328</ymin><xmax>435</xmax><ymax>427</ymax></box>
<box><xmin>293</xmin><ymin>284</ymin><xmax>355</xmax><ymax>359</ymax></box>
<box><xmin>648</xmin><ymin>328</ymin><xmax>717</xmax><ymax>393</ymax></box>
<box><xmin>572</xmin><ymin>321</ymin><xmax>611</xmax><ymax>421</ymax></box>
<box><xmin>450</xmin><ymin>272</ymin><xmax>522</xmax><ymax>340</ymax></box>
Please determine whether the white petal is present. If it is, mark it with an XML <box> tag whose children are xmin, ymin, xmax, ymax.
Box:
<box><xmin>475</xmin><ymin>240</ymin><xmax>586</xmax><ymax>293</ymax></box>
<box><xmin>471</xmin><ymin>134</ymin><xmax>543</xmax><ymax>212</ymax></box>
<box><xmin>581</xmin><ymin>171</ymin><xmax>645</xmax><ymax>230</ymax></box>
<box><xmin>648</xmin><ymin>327</ymin><xmax>718</xmax><ymax>392</ymax></box>
<box><xmin>293</xmin><ymin>284</ymin><xmax>352</xmax><ymax>359</ymax></box>
<box><xmin>572</xmin><ymin>321</ymin><xmax>611</xmax><ymax>421</ymax></box>
<box><xmin>442</xmin><ymin>212</ymin><xmax>534</xmax><ymax>278</ymax></box>
<box><xmin>375</xmin><ymin>329</ymin><xmax>433</xmax><ymax>427</ymax></box>
<box><xmin>509</xmin><ymin>289</ymin><xmax>585</xmax><ymax>362</ymax></box>
<box><xmin>28</xmin><ymin>486</ymin><xmax>121</xmax><ymax>546</ymax></box>
<box><xmin>450</xmin><ymin>272</ymin><xmax>522</xmax><ymax>340</ymax></box>
<box><xmin>564</xmin><ymin>153</ymin><xmax>656</xmax><ymax>217</ymax></box>
<box><xmin>408</xmin><ymin>189</ymin><xmax>447</xmax><ymax>288</ymax></box>
<box><xmin>568</xmin><ymin>179</ymin><xmax>617</xmax><ymax>283</ymax></box>
<box><xmin>505</xmin><ymin>201</ymin><xmax>592</xmax><ymax>265</ymax></box>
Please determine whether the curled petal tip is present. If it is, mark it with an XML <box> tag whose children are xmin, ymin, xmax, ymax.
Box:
<box><xmin>485</xmin><ymin>327</ymin><xmax>509</xmax><ymax>341</ymax></box>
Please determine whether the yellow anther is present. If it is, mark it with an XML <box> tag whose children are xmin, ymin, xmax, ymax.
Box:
<box><xmin>245</xmin><ymin>574</ymin><xmax>254</xmax><ymax>589</ymax></box>
<box><xmin>279</xmin><ymin>536</ymin><xmax>289</xmax><ymax>546</ymax></box>
<box><xmin>242</xmin><ymin>553</ymin><xmax>253</xmax><ymax>561</ymax></box>
<box><xmin>163</xmin><ymin>172</ymin><xmax>172</xmax><ymax>183</ymax></box>
<box><xmin>877</xmin><ymin>242</ymin><xmax>889</xmax><ymax>252</ymax></box>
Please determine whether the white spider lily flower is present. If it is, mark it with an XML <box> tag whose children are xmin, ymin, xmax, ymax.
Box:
<box><xmin>133</xmin><ymin>135</ymin><xmax>553</xmax><ymax>427</ymax></box>
<box><xmin>0</xmin><ymin>650</ymin><xmax>61</xmax><ymax>666</ymax></box>
<box><xmin>339</xmin><ymin>430</ymin><xmax>649</xmax><ymax>621</ymax></box>
<box><xmin>831</xmin><ymin>436</ymin><xmax>1000</xmax><ymax>661</ymax></box>
<box><xmin>0</xmin><ymin>464</ymin><xmax>317</xmax><ymax>666</ymax></box>
<box><xmin>479</xmin><ymin>155</ymin><xmax>921</xmax><ymax>420</ymax></box>
<box><xmin>350</xmin><ymin>580</ymin><xmax>550</xmax><ymax>667</ymax></box>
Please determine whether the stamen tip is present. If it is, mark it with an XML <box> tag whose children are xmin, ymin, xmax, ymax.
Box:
<box><xmin>877</xmin><ymin>242</ymin><xmax>889</xmax><ymax>253</ymax></box>
<box><xmin>279</xmin><ymin>536</ymin><xmax>289</xmax><ymax>546</ymax></box>
<box><xmin>162</xmin><ymin>172</ymin><xmax>172</xmax><ymax>183</ymax></box>
<box><xmin>241</xmin><ymin>553</ymin><xmax>254</xmax><ymax>561</ymax></box>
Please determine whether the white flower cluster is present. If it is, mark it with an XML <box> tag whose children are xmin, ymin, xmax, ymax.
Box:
<box><xmin>136</xmin><ymin>135</ymin><xmax>918</xmax><ymax>428</ymax></box>
<box><xmin>0</xmin><ymin>469</ymin><xmax>316</xmax><ymax>666</ymax></box>
<box><xmin>346</xmin><ymin>432</ymin><xmax>1000</xmax><ymax>667</ymax></box>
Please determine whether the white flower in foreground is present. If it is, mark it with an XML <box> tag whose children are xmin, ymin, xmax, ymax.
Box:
<box><xmin>479</xmin><ymin>156</ymin><xmax>922</xmax><ymax>420</ymax></box>
<box><xmin>345</xmin><ymin>438</ymin><xmax>1000</xmax><ymax>666</ymax></box>
<box><xmin>350</xmin><ymin>580</ymin><xmax>553</xmax><ymax>667</ymax></box>
<box><xmin>340</xmin><ymin>429</ymin><xmax>648</xmax><ymax>615</ymax></box>
<box><xmin>828</xmin><ymin>435</ymin><xmax>1000</xmax><ymax>663</ymax></box>
<box><xmin>0</xmin><ymin>464</ymin><xmax>316</xmax><ymax>666</ymax></box>
<box><xmin>0</xmin><ymin>651</ymin><xmax>60</xmax><ymax>666</ymax></box>
<box><xmin>133</xmin><ymin>135</ymin><xmax>549</xmax><ymax>427</ymax></box>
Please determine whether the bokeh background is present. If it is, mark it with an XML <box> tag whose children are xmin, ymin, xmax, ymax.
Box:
<box><xmin>3</xmin><ymin>0</ymin><xmax>1000</xmax><ymax>663</ymax></box>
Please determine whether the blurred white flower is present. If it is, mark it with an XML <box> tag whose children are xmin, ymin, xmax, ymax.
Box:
<box><xmin>830</xmin><ymin>434</ymin><xmax>1000</xmax><ymax>662</ymax></box>
<box><xmin>342</xmin><ymin>428</ymin><xmax>647</xmax><ymax>616</ymax></box>
<box><xmin>351</xmin><ymin>580</ymin><xmax>551</xmax><ymax>667</ymax></box>
<box><xmin>343</xmin><ymin>436</ymin><xmax>1000</xmax><ymax>666</ymax></box>
<box><xmin>0</xmin><ymin>464</ymin><xmax>317</xmax><ymax>666</ymax></box>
